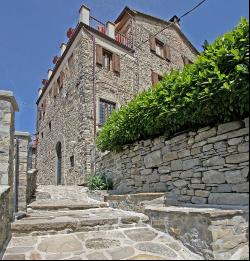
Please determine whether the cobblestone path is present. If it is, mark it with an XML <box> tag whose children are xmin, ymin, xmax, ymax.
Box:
<box><xmin>3</xmin><ymin>186</ymin><xmax>203</xmax><ymax>260</ymax></box>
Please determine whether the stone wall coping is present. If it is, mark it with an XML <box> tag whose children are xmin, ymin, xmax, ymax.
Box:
<box><xmin>145</xmin><ymin>205</ymin><xmax>248</xmax><ymax>218</ymax></box>
<box><xmin>15</xmin><ymin>131</ymin><xmax>31</xmax><ymax>139</ymax></box>
<box><xmin>27</xmin><ymin>169</ymin><xmax>38</xmax><ymax>175</ymax></box>
<box><xmin>0</xmin><ymin>90</ymin><xmax>19</xmax><ymax>112</ymax></box>
<box><xmin>105</xmin><ymin>192</ymin><xmax>165</xmax><ymax>201</ymax></box>
<box><xmin>0</xmin><ymin>185</ymin><xmax>10</xmax><ymax>196</ymax></box>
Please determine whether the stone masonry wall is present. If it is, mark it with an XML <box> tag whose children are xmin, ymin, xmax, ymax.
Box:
<box><xmin>0</xmin><ymin>186</ymin><xmax>11</xmax><ymax>259</ymax></box>
<box><xmin>14</xmin><ymin>132</ymin><xmax>31</xmax><ymax>212</ymax></box>
<box><xmin>96</xmin><ymin>118</ymin><xmax>249</xmax><ymax>206</ymax></box>
<box><xmin>0</xmin><ymin>91</ymin><xmax>18</xmax><ymax>257</ymax></box>
<box><xmin>145</xmin><ymin>205</ymin><xmax>249</xmax><ymax>259</ymax></box>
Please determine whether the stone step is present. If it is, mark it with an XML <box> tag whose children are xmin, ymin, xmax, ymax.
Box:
<box><xmin>11</xmin><ymin>208</ymin><xmax>149</xmax><ymax>237</ymax></box>
<box><xmin>28</xmin><ymin>200</ymin><xmax>109</xmax><ymax>211</ymax></box>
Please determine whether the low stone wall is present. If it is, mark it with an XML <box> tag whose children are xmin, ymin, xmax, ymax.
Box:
<box><xmin>145</xmin><ymin>205</ymin><xmax>249</xmax><ymax>260</ymax></box>
<box><xmin>0</xmin><ymin>186</ymin><xmax>11</xmax><ymax>258</ymax></box>
<box><xmin>96</xmin><ymin>118</ymin><xmax>249</xmax><ymax>206</ymax></box>
<box><xmin>26</xmin><ymin>169</ymin><xmax>37</xmax><ymax>204</ymax></box>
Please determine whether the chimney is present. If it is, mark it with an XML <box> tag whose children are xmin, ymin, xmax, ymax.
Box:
<box><xmin>169</xmin><ymin>15</ymin><xmax>180</xmax><ymax>29</ymax></box>
<box><xmin>48</xmin><ymin>69</ymin><xmax>53</xmax><ymax>79</ymax></box>
<box><xmin>38</xmin><ymin>87</ymin><xmax>43</xmax><ymax>98</ymax></box>
<box><xmin>60</xmin><ymin>43</ymin><xmax>67</xmax><ymax>56</ymax></box>
<box><xmin>106</xmin><ymin>21</ymin><xmax>115</xmax><ymax>39</ymax></box>
<box><xmin>79</xmin><ymin>5</ymin><xmax>90</xmax><ymax>25</ymax></box>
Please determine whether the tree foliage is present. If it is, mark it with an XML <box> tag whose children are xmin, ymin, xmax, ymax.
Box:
<box><xmin>97</xmin><ymin>18</ymin><xmax>249</xmax><ymax>152</ymax></box>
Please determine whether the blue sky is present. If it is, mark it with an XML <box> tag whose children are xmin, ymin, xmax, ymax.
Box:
<box><xmin>0</xmin><ymin>0</ymin><xmax>249</xmax><ymax>135</ymax></box>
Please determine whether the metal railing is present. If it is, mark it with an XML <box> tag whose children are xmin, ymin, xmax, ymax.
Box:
<box><xmin>89</xmin><ymin>16</ymin><xmax>133</xmax><ymax>49</ymax></box>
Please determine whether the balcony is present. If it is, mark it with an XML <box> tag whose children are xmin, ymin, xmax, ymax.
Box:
<box><xmin>89</xmin><ymin>16</ymin><xmax>133</xmax><ymax>49</ymax></box>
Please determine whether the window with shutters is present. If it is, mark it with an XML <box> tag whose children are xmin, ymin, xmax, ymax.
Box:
<box><xmin>99</xmin><ymin>99</ymin><xmax>116</xmax><ymax>126</ymax></box>
<box><xmin>102</xmin><ymin>49</ymin><xmax>113</xmax><ymax>71</ymax></box>
<box><xmin>155</xmin><ymin>40</ymin><xmax>164</xmax><ymax>58</ymax></box>
<box><xmin>96</xmin><ymin>45</ymin><xmax>120</xmax><ymax>75</ymax></box>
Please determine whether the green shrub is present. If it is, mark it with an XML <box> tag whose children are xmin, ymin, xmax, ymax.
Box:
<box><xmin>97</xmin><ymin>18</ymin><xmax>249</xmax><ymax>152</ymax></box>
<box><xmin>87</xmin><ymin>173</ymin><xmax>113</xmax><ymax>190</ymax></box>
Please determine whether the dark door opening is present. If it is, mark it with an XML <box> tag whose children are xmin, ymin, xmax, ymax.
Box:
<box><xmin>56</xmin><ymin>142</ymin><xmax>63</xmax><ymax>185</ymax></box>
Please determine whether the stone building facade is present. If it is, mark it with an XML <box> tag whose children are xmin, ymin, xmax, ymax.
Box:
<box><xmin>36</xmin><ymin>5</ymin><xmax>198</xmax><ymax>185</ymax></box>
<box><xmin>96</xmin><ymin>118</ymin><xmax>249</xmax><ymax>206</ymax></box>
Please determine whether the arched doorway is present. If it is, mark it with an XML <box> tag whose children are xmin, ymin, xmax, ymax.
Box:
<box><xmin>56</xmin><ymin>142</ymin><xmax>63</xmax><ymax>185</ymax></box>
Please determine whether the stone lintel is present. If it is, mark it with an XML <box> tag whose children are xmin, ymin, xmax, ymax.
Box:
<box><xmin>0</xmin><ymin>90</ymin><xmax>19</xmax><ymax>112</ymax></box>
<box><xmin>15</xmin><ymin>131</ymin><xmax>31</xmax><ymax>140</ymax></box>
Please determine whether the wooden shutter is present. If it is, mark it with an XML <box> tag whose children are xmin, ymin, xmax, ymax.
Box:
<box><xmin>151</xmin><ymin>71</ymin><xmax>159</xmax><ymax>85</ymax></box>
<box><xmin>112</xmin><ymin>54</ymin><xmax>120</xmax><ymax>74</ymax></box>
<box><xmin>164</xmin><ymin>44</ymin><xmax>171</xmax><ymax>61</ymax></box>
<box><xmin>96</xmin><ymin>45</ymin><xmax>103</xmax><ymax>66</ymax></box>
<box><xmin>150</xmin><ymin>37</ymin><xmax>156</xmax><ymax>52</ymax></box>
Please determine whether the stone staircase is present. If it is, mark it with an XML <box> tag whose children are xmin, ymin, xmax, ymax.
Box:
<box><xmin>3</xmin><ymin>186</ymin><xmax>203</xmax><ymax>260</ymax></box>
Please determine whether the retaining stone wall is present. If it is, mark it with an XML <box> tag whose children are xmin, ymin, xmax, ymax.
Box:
<box><xmin>96</xmin><ymin>118</ymin><xmax>249</xmax><ymax>206</ymax></box>
<box><xmin>145</xmin><ymin>205</ymin><xmax>249</xmax><ymax>259</ymax></box>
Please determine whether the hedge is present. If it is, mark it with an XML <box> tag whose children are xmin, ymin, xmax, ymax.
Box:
<box><xmin>97</xmin><ymin>18</ymin><xmax>249</xmax><ymax>152</ymax></box>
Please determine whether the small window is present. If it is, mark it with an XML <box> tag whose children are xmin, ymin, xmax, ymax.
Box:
<box><xmin>70</xmin><ymin>156</ymin><xmax>75</xmax><ymax>168</ymax></box>
<box><xmin>41</xmin><ymin>132</ymin><xmax>44</xmax><ymax>139</ymax></box>
<box><xmin>49</xmin><ymin>121</ymin><xmax>52</xmax><ymax>131</ymax></box>
<box><xmin>99</xmin><ymin>99</ymin><xmax>116</xmax><ymax>125</ymax></box>
<box><xmin>102</xmin><ymin>49</ymin><xmax>113</xmax><ymax>71</ymax></box>
<box><xmin>155</xmin><ymin>40</ymin><xmax>164</xmax><ymax>58</ymax></box>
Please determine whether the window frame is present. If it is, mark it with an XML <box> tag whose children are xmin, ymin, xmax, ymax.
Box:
<box><xmin>102</xmin><ymin>49</ymin><xmax>113</xmax><ymax>71</ymax></box>
<box><xmin>99</xmin><ymin>98</ymin><xmax>116</xmax><ymax>126</ymax></box>
<box><xmin>155</xmin><ymin>39</ymin><xmax>165</xmax><ymax>58</ymax></box>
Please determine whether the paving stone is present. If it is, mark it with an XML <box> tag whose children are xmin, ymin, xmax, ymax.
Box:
<box><xmin>128</xmin><ymin>254</ymin><xmax>165</xmax><ymax>260</ymax></box>
<box><xmin>107</xmin><ymin>246</ymin><xmax>135</xmax><ymax>260</ymax></box>
<box><xmin>3</xmin><ymin>254</ymin><xmax>26</xmax><ymax>260</ymax></box>
<box><xmin>124</xmin><ymin>228</ymin><xmax>158</xmax><ymax>242</ymax></box>
<box><xmin>85</xmin><ymin>238</ymin><xmax>121</xmax><ymax>249</ymax></box>
<box><xmin>135</xmin><ymin>242</ymin><xmax>178</xmax><ymax>258</ymax></box>
<box><xmin>4</xmin><ymin>247</ymin><xmax>33</xmax><ymax>254</ymax></box>
<box><xmin>86</xmin><ymin>252</ymin><xmax>110</xmax><ymax>260</ymax></box>
<box><xmin>37</xmin><ymin>235</ymin><xmax>83</xmax><ymax>253</ymax></box>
